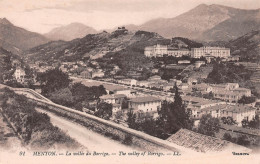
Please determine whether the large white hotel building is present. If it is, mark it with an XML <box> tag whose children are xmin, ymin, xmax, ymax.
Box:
<box><xmin>144</xmin><ymin>44</ymin><xmax>190</xmax><ymax>57</ymax></box>
<box><xmin>190</xmin><ymin>47</ymin><xmax>230</xmax><ymax>58</ymax></box>
<box><xmin>144</xmin><ymin>44</ymin><xmax>230</xmax><ymax>59</ymax></box>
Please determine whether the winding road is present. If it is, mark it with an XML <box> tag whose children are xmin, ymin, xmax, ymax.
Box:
<box><xmin>35</xmin><ymin>108</ymin><xmax>139</xmax><ymax>152</ymax></box>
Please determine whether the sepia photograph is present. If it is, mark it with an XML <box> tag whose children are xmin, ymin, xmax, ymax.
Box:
<box><xmin>0</xmin><ymin>0</ymin><xmax>260</xmax><ymax>163</ymax></box>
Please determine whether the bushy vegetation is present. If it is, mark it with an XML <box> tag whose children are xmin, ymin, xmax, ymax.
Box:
<box><xmin>241</xmin><ymin>115</ymin><xmax>260</xmax><ymax>129</ymax></box>
<box><xmin>206</xmin><ymin>62</ymin><xmax>253</xmax><ymax>84</ymax></box>
<box><xmin>238</xmin><ymin>95</ymin><xmax>256</xmax><ymax>104</ymax></box>
<box><xmin>197</xmin><ymin>114</ymin><xmax>220</xmax><ymax>137</ymax></box>
<box><xmin>37</xmin><ymin>68</ymin><xmax>71</xmax><ymax>96</ymax></box>
<box><xmin>223</xmin><ymin>132</ymin><xmax>260</xmax><ymax>147</ymax></box>
<box><xmin>0</xmin><ymin>87</ymin><xmax>81</xmax><ymax>150</ymax></box>
<box><xmin>171</xmin><ymin>37</ymin><xmax>203</xmax><ymax>50</ymax></box>
<box><xmin>36</xmin><ymin>69</ymin><xmax>107</xmax><ymax>112</ymax></box>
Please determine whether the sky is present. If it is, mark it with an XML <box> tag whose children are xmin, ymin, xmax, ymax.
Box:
<box><xmin>0</xmin><ymin>0</ymin><xmax>259</xmax><ymax>34</ymax></box>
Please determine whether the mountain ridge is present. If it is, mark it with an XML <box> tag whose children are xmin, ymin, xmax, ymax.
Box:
<box><xmin>0</xmin><ymin>18</ymin><xmax>50</xmax><ymax>54</ymax></box>
<box><xmin>120</xmin><ymin>4</ymin><xmax>260</xmax><ymax>41</ymax></box>
<box><xmin>44</xmin><ymin>22</ymin><xmax>98</xmax><ymax>41</ymax></box>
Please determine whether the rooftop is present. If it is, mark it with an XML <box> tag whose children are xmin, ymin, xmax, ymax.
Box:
<box><xmin>182</xmin><ymin>96</ymin><xmax>220</xmax><ymax>106</ymax></box>
<box><xmin>100</xmin><ymin>94</ymin><xmax>126</xmax><ymax>100</ymax></box>
<box><xmin>167</xmin><ymin>129</ymin><xmax>250</xmax><ymax>153</ymax></box>
<box><xmin>129</xmin><ymin>96</ymin><xmax>161</xmax><ymax>103</ymax></box>
<box><xmin>200</xmin><ymin>104</ymin><xmax>256</xmax><ymax>113</ymax></box>
<box><xmin>104</xmin><ymin>84</ymin><xmax>129</xmax><ymax>92</ymax></box>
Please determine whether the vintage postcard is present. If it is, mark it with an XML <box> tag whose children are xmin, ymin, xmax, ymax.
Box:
<box><xmin>0</xmin><ymin>0</ymin><xmax>260</xmax><ymax>163</ymax></box>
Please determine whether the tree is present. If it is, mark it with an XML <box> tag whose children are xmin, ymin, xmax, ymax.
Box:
<box><xmin>95</xmin><ymin>102</ymin><xmax>112</xmax><ymax>120</ymax></box>
<box><xmin>156</xmin><ymin>85</ymin><xmax>193</xmax><ymax>135</ymax></box>
<box><xmin>237</xmin><ymin>135</ymin><xmax>250</xmax><ymax>146</ymax></box>
<box><xmin>248</xmin><ymin>115</ymin><xmax>260</xmax><ymax>129</ymax></box>
<box><xmin>121</xmin><ymin>98</ymin><xmax>128</xmax><ymax>109</ymax></box>
<box><xmin>49</xmin><ymin>88</ymin><xmax>74</xmax><ymax>107</ymax></box>
<box><xmin>114</xmin><ymin>111</ymin><xmax>124</xmax><ymax>123</ymax></box>
<box><xmin>223</xmin><ymin>133</ymin><xmax>233</xmax><ymax>142</ymax></box>
<box><xmin>197</xmin><ymin>114</ymin><xmax>220</xmax><ymax>137</ymax></box>
<box><xmin>37</xmin><ymin>69</ymin><xmax>71</xmax><ymax>95</ymax></box>
<box><xmin>170</xmin><ymin>85</ymin><xmax>194</xmax><ymax>131</ymax></box>
<box><xmin>71</xmin><ymin>83</ymin><xmax>106</xmax><ymax>102</ymax></box>
<box><xmin>242</xmin><ymin>119</ymin><xmax>249</xmax><ymax>128</ymax></box>
<box><xmin>126</xmin><ymin>109</ymin><xmax>137</xmax><ymax>129</ymax></box>
<box><xmin>238</xmin><ymin>95</ymin><xmax>256</xmax><ymax>104</ymax></box>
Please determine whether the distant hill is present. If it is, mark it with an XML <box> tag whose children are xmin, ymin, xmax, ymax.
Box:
<box><xmin>0</xmin><ymin>18</ymin><xmax>49</xmax><ymax>54</ymax></box>
<box><xmin>227</xmin><ymin>30</ymin><xmax>260</xmax><ymax>61</ymax></box>
<box><xmin>127</xmin><ymin>4</ymin><xmax>260</xmax><ymax>41</ymax></box>
<box><xmin>170</xmin><ymin>37</ymin><xmax>203</xmax><ymax>50</ymax></box>
<box><xmin>44</xmin><ymin>23</ymin><xmax>98</xmax><ymax>41</ymax></box>
<box><xmin>25</xmin><ymin>28</ymin><xmax>169</xmax><ymax>62</ymax></box>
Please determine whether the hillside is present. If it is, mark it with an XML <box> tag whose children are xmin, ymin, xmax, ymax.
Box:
<box><xmin>227</xmin><ymin>30</ymin><xmax>260</xmax><ymax>61</ymax></box>
<box><xmin>0</xmin><ymin>47</ymin><xmax>21</xmax><ymax>82</ymax></box>
<box><xmin>0</xmin><ymin>18</ymin><xmax>49</xmax><ymax>54</ymax></box>
<box><xmin>44</xmin><ymin>23</ymin><xmax>98</xmax><ymax>41</ymax></box>
<box><xmin>170</xmin><ymin>37</ymin><xmax>203</xmax><ymax>50</ymax></box>
<box><xmin>132</xmin><ymin>4</ymin><xmax>260</xmax><ymax>41</ymax></box>
<box><xmin>25</xmin><ymin>29</ymin><xmax>169</xmax><ymax>63</ymax></box>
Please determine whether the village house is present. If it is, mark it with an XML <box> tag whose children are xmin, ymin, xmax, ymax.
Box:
<box><xmin>210</xmin><ymin>83</ymin><xmax>251</xmax><ymax>102</ymax></box>
<box><xmin>99</xmin><ymin>94</ymin><xmax>127</xmax><ymax>112</ymax></box>
<box><xmin>92</xmin><ymin>70</ymin><xmax>105</xmax><ymax>78</ymax></box>
<box><xmin>104</xmin><ymin>85</ymin><xmax>132</xmax><ymax>97</ymax></box>
<box><xmin>191</xmin><ymin>83</ymin><xmax>252</xmax><ymax>102</ymax></box>
<box><xmin>192</xmin><ymin>104</ymin><xmax>256</xmax><ymax>127</ymax></box>
<box><xmin>13</xmin><ymin>67</ymin><xmax>26</xmax><ymax>83</ymax></box>
<box><xmin>128</xmin><ymin>96</ymin><xmax>161</xmax><ymax>114</ymax></box>
<box><xmin>136</xmin><ymin>81</ymin><xmax>150</xmax><ymax>88</ymax></box>
<box><xmin>100</xmin><ymin>94</ymin><xmax>126</xmax><ymax>104</ymax></box>
<box><xmin>194</xmin><ymin>61</ymin><xmax>206</xmax><ymax>68</ymax></box>
<box><xmin>117</xmin><ymin>79</ymin><xmax>137</xmax><ymax>86</ymax></box>
<box><xmin>80</xmin><ymin>70</ymin><xmax>92</xmax><ymax>79</ymax></box>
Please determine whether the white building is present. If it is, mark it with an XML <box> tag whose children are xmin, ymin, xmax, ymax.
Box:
<box><xmin>144</xmin><ymin>44</ymin><xmax>168</xmax><ymax>57</ymax></box>
<box><xmin>144</xmin><ymin>44</ymin><xmax>190</xmax><ymax>58</ymax></box>
<box><xmin>13</xmin><ymin>68</ymin><xmax>26</xmax><ymax>83</ymax></box>
<box><xmin>92</xmin><ymin>71</ymin><xmax>105</xmax><ymax>78</ymax></box>
<box><xmin>210</xmin><ymin>83</ymin><xmax>251</xmax><ymax>102</ymax></box>
<box><xmin>128</xmin><ymin>96</ymin><xmax>161</xmax><ymax>113</ymax></box>
<box><xmin>118</xmin><ymin>79</ymin><xmax>137</xmax><ymax>86</ymax></box>
<box><xmin>193</xmin><ymin>104</ymin><xmax>256</xmax><ymax>127</ymax></box>
<box><xmin>168</xmin><ymin>49</ymin><xmax>190</xmax><ymax>57</ymax></box>
<box><xmin>99</xmin><ymin>94</ymin><xmax>127</xmax><ymax>113</ymax></box>
<box><xmin>105</xmin><ymin>85</ymin><xmax>132</xmax><ymax>97</ymax></box>
<box><xmin>191</xmin><ymin>47</ymin><xmax>230</xmax><ymax>58</ymax></box>
<box><xmin>194</xmin><ymin>61</ymin><xmax>206</xmax><ymax>68</ymax></box>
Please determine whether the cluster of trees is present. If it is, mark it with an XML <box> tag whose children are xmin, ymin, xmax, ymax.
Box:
<box><xmin>206</xmin><ymin>62</ymin><xmax>253</xmax><ymax>84</ymax></box>
<box><xmin>126</xmin><ymin>85</ymin><xmax>194</xmax><ymax>139</ymax></box>
<box><xmin>223</xmin><ymin>132</ymin><xmax>260</xmax><ymax>147</ymax></box>
<box><xmin>37</xmin><ymin>68</ymin><xmax>108</xmax><ymax>115</ymax></box>
<box><xmin>197</xmin><ymin>114</ymin><xmax>220</xmax><ymax>137</ymax></box>
<box><xmin>0</xmin><ymin>88</ymin><xmax>80</xmax><ymax>149</ymax></box>
<box><xmin>221</xmin><ymin>117</ymin><xmax>237</xmax><ymax>125</ymax></box>
<box><xmin>242</xmin><ymin>115</ymin><xmax>260</xmax><ymax>129</ymax></box>
<box><xmin>238</xmin><ymin>95</ymin><xmax>256</xmax><ymax>104</ymax></box>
